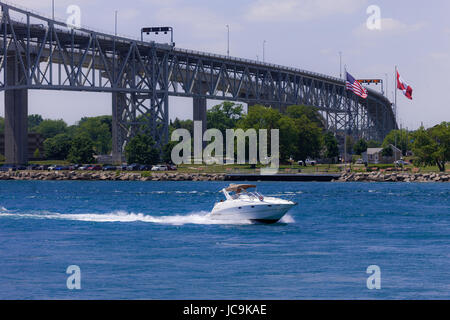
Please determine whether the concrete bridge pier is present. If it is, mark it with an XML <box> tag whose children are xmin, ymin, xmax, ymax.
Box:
<box><xmin>193</xmin><ymin>82</ymin><xmax>209</xmax><ymax>157</ymax></box>
<box><xmin>193</xmin><ymin>82</ymin><xmax>208</xmax><ymax>137</ymax></box>
<box><xmin>193</xmin><ymin>95</ymin><xmax>207</xmax><ymax>135</ymax></box>
<box><xmin>4</xmin><ymin>55</ymin><xmax>28</xmax><ymax>165</ymax></box>
<box><xmin>112</xmin><ymin>92</ymin><xmax>128</xmax><ymax>165</ymax></box>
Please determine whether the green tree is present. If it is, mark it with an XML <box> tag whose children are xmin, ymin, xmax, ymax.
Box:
<box><xmin>33</xmin><ymin>148</ymin><xmax>41</xmax><ymax>159</ymax></box>
<box><xmin>277</xmin><ymin>116</ymin><xmax>299</xmax><ymax>161</ymax></box>
<box><xmin>170</xmin><ymin>118</ymin><xmax>194</xmax><ymax>137</ymax></box>
<box><xmin>293</xmin><ymin>115</ymin><xmax>323</xmax><ymax>163</ymax></box>
<box><xmin>125</xmin><ymin>134</ymin><xmax>160</xmax><ymax>165</ymax></box>
<box><xmin>412</xmin><ymin>123</ymin><xmax>450</xmax><ymax>172</ymax></box>
<box><xmin>67</xmin><ymin>134</ymin><xmax>95</xmax><ymax>164</ymax></box>
<box><xmin>238</xmin><ymin>105</ymin><xmax>281</xmax><ymax>131</ymax></box>
<box><xmin>286</xmin><ymin>105</ymin><xmax>325</xmax><ymax>128</ymax></box>
<box><xmin>206</xmin><ymin>102</ymin><xmax>244</xmax><ymax>134</ymax></box>
<box><xmin>382</xmin><ymin>146</ymin><xmax>393</xmax><ymax>157</ymax></box>
<box><xmin>353</xmin><ymin>139</ymin><xmax>368</xmax><ymax>155</ymax></box>
<box><xmin>75</xmin><ymin>116</ymin><xmax>112</xmax><ymax>154</ymax></box>
<box><xmin>43</xmin><ymin>133</ymin><xmax>73</xmax><ymax>160</ymax></box>
<box><xmin>367</xmin><ymin>140</ymin><xmax>381</xmax><ymax>148</ymax></box>
<box><xmin>28</xmin><ymin>114</ymin><xmax>44</xmax><ymax>132</ymax></box>
<box><xmin>238</xmin><ymin>105</ymin><xmax>323</xmax><ymax>162</ymax></box>
<box><xmin>382</xmin><ymin>129</ymin><xmax>411</xmax><ymax>156</ymax></box>
<box><xmin>162</xmin><ymin>140</ymin><xmax>178</xmax><ymax>164</ymax></box>
<box><xmin>34</xmin><ymin>119</ymin><xmax>68</xmax><ymax>139</ymax></box>
<box><xmin>323</xmin><ymin>132</ymin><xmax>339</xmax><ymax>160</ymax></box>
<box><xmin>0</xmin><ymin>117</ymin><xmax>4</xmax><ymax>134</ymax></box>
<box><xmin>237</xmin><ymin>105</ymin><xmax>284</xmax><ymax>160</ymax></box>
<box><xmin>345</xmin><ymin>135</ymin><xmax>354</xmax><ymax>155</ymax></box>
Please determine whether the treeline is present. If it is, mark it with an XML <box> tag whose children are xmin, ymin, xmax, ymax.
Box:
<box><xmin>347</xmin><ymin>122</ymin><xmax>450</xmax><ymax>172</ymax></box>
<box><xmin>1</xmin><ymin>103</ymin><xmax>339</xmax><ymax>164</ymax></box>
<box><xmin>168</xmin><ymin>102</ymin><xmax>340</xmax><ymax>163</ymax></box>
<box><xmin>1</xmin><ymin>105</ymin><xmax>448</xmax><ymax>170</ymax></box>
<box><xmin>0</xmin><ymin>114</ymin><xmax>111</xmax><ymax>163</ymax></box>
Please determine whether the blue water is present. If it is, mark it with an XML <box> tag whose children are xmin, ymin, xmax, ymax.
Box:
<box><xmin>0</xmin><ymin>181</ymin><xmax>449</xmax><ymax>300</ymax></box>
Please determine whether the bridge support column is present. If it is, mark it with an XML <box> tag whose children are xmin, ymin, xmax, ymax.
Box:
<box><xmin>4</xmin><ymin>55</ymin><xmax>28</xmax><ymax>165</ymax></box>
<box><xmin>193</xmin><ymin>96</ymin><xmax>207</xmax><ymax>135</ymax></box>
<box><xmin>193</xmin><ymin>82</ymin><xmax>208</xmax><ymax>145</ymax></box>
<box><xmin>112</xmin><ymin>92</ymin><xmax>125</xmax><ymax>164</ymax></box>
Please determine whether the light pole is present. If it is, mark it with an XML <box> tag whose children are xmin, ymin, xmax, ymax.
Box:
<box><xmin>52</xmin><ymin>0</ymin><xmax>55</xmax><ymax>20</ymax></box>
<box><xmin>263</xmin><ymin>40</ymin><xmax>266</xmax><ymax>62</ymax></box>
<box><xmin>226</xmin><ymin>25</ymin><xmax>230</xmax><ymax>57</ymax></box>
<box><xmin>339</xmin><ymin>51</ymin><xmax>342</xmax><ymax>79</ymax></box>
<box><xmin>384</xmin><ymin>73</ymin><xmax>388</xmax><ymax>98</ymax></box>
<box><xmin>115</xmin><ymin>10</ymin><xmax>118</xmax><ymax>36</ymax></box>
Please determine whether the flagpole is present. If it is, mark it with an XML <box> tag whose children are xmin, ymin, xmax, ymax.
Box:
<box><xmin>394</xmin><ymin>66</ymin><xmax>398</xmax><ymax>127</ymax></box>
<box><xmin>343</xmin><ymin>66</ymin><xmax>347</xmax><ymax>170</ymax></box>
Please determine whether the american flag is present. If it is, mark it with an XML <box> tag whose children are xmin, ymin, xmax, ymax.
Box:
<box><xmin>346</xmin><ymin>72</ymin><xmax>368</xmax><ymax>99</ymax></box>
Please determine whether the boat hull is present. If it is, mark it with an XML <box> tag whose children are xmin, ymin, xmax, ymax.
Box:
<box><xmin>211</xmin><ymin>202</ymin><xmax>295</xmax><ymax>224</ymax></box>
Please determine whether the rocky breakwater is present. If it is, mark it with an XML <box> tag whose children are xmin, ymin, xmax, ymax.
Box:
<box><xmin>0</xmin><ymin>170</ymin><xmax>226</xmax><ymax>182</ymax></box>
<box><xmin>336</xmin><ymin>171</ymin><xmax>450</xmax><ymax>183</ymax></box>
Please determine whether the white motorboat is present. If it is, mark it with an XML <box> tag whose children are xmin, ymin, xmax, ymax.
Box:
<box><xmin>211</xmin><ymin>184</ymin><xmax>297</xmax><ymax>224</ymax></box>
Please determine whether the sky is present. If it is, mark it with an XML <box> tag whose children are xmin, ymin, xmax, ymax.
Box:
<box><xmin>0</xmin><ymin>0</ymin><xmax>449</xmax><ymax>130</ymax></box>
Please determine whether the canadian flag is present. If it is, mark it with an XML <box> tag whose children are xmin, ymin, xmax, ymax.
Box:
<box><xmin>397</xmin><ymin>70</ymin><xmax>413</xmax><ymax>100</ymax></box>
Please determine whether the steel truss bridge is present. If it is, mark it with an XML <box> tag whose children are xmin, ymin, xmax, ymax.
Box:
<box><xmin>0</xmin><ymin>2</ymin><xmax>397</xmax><ymax>164</ymax></box>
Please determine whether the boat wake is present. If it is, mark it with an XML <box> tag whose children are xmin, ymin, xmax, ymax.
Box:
<box><xmin>0</xmin><ymin>206</ymin><xmax>294</xmax><ymax>226</ymax></box>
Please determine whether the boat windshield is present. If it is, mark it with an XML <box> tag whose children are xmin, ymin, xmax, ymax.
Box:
<box><xmin>231</xmin><ymin>189</ymin><xmax>264</xmax><ymax>200</ymax></box>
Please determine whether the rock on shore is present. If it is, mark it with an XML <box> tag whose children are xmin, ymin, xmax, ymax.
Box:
<box><xmin>0</xmin><ymin>171</ymin><xmax>226</xmax><ymax>182</ymax></box>
<box><xmin>335</xmin><ymin>171</ymin><xmax>450</xmax><ymax>183</ymax></box>
<box><xmin>0</xmin><ymin>170</ymin><xmax>448</xmax><ymax>182</ymax></box>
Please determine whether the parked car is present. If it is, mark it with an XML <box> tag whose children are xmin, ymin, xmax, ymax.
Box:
<box><xmin>27</xmin><ymin>164</ymin><xmax>40</xmax><ymax>170</ymax></box>
<box><xmin>305</xmin><ymin>159</ymin><xmax>317</xmax><ymax>166</ymax></box>
<box><xmin>78</xmin><ymin>165</ymin><xmax>89</xmax><ymax>171</ymax></box>
<box><xmin>87</xmin><ymin>165</ymin><xmax>102</xmax><ymax>171</ymax></box>
<box><xmin>297</xmin><ymin>160</ymin><xmax>304</xmax><ymax>166</ymax></box>
<box><xmin>151</xmin><ymin>165</ymin><xmax>168</xmax><ymax>171</ymax></box>
<box><xmin>54</xmin><ymin>165</ymin><xmax>70</xmax><ymax>171</ymax></box>
<box><xmin>68</xmin><ymin>164</ymin><xmax>81</xmax><ymax>170</ymax></box>
<box><xmin>0</xmin><ymin>164</ymin><xmax>16</xmax><ymax>172</ymax></box>
<box><xmin>167</xmin><ymin>164</ymin><xmax>177</xmax><ymax>171</ymax></box>
<box><xmin>395</xmin><ymin>160</ymin><xmax>408</xmax><ymax>166</ymax></box>
<box><xmin>126</xmin><ymin>164</ymin><xmax>140</xmax><ymax>171</ymax></box>
<box><xmin>102</xmin><ymin>165</ymin><xmax>117</xmax><ymax>171</ymax></box>
<box><xmin>36</xmin><ymin>165</ymin><xmax>49</xmax><ymax>171</ymax></box>
<box><xmin>356</xmin><ymin>158</ymin><xmax>364</xmax><ymax>164</ymax></box>
<box><xmin>138</xmin><ymin>165</ymin><xmax>152</xmax><ymax>171</ymax></box>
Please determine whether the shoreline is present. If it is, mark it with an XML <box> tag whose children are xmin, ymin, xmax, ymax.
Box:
<box><xmin>0</xmin><ymin>170</ymin><xmax>449</xmax><ymax>182</ymax></box>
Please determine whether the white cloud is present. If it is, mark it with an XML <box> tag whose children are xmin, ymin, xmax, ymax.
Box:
<box><xmin>245</xmin><ymin>0</ymin><xmax>367</xmax><ymax>22</ymax></box>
